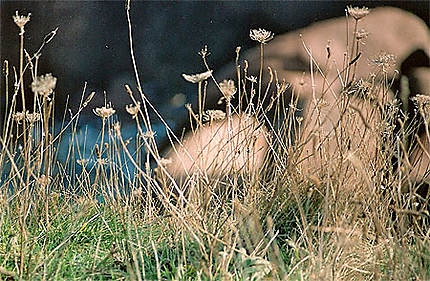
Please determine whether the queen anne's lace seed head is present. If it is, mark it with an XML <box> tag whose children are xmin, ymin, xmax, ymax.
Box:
<box><xmin>202</xmin><ymin>110</ymin><xmax>226</xmax><ymax>122</ymax></box>
<box><xmin>247</xmin><ymin>76</ymin><xmax>257</xmax><ymax>83</ymax></box>
<box><xmin>13</xmin><ymin>11</ymin><xmax>31</xmax><ymax>31</ymax></box>
<box><xmin>347</xmin><ymin>6</ymin><xmax>370</xmax><ymax>21</ymax></box>
<box><xmin>93</xmin><ymin>106</ymin><xmax>116</xmax><ymax>118</ymax></box>
<box><xmin>371</xmin><ymin>52</ymin><xmax>396</xmax><ymax>73</ymax></box>
<box><xmin>250</xmin><ymin>28</ymin><xmax>274</xmax><ymax>44</ymax></box>
<box><xmin>76</xmin><ymin>159</ymin><xmax>90</xmax><ymax>166</ymax></box>
<box><xmin>26</xmin><ymin>112</ymin><xmax>41</xmax><ymax>123</ymax></box>
<box><xmin>219</xmin><ymin>79</ymin><xmax>237</xmax><ymax>99</ymax></box>
<box><xmin>126</xmin><ymin>102</ymin><xmax>140</xmax><ymax>119</ymax></box>
<box><xmin>31</xmin><ymin>73</ymin><xmax>57</xmax><ymax>97</ymax></box>
<box><xmin>412</xmin><ymin>94</ymin><xmax>430</xmax><ymax>119</ymax></box>
<box><xmin>355</xmin><ymin>29</ymin><xmax>369</xmax><ymax>41</ymax></box>
<box><xmin>13</xmin><ymin>111</ymin><xmax>27</xmax><ymax>124</ymax></box>
<box><xmin>182</xmin><ymin>70</ymin><xmax>212</xmax><ymax>83</ymax></box>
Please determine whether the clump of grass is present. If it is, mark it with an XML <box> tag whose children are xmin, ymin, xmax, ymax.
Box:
<box><xmin>0</xmin><ymin>3</ymin><xmax>429</xmax><ymax>280</ymax></box>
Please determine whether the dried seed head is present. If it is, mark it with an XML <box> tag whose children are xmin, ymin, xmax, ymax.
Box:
<box><xmin>411</xmin><ymin>94</ymin><xmax>430</xmax><ymax>119</ymax></box>
<box><xmin>352</xmin><ymin>79</ymin><xmax>373</xmax><ymax>99</ymax></box>
<box><xmin>198</xmin><ymin>45</ymin><xmax>210</xmax><ymax>59</ymax></box>
<box><xmin>249</xmin><ymin>28</ymin><xmax>274</xmax><ymax>44</ymax></box>
<box><xmin>124</xmin><ymin>84</ymin><xmax>133</xmax><ymax>96</ymax></box>
<box><xmin>83</xmin><ymin>92</ymin><xmax>96</xmax><ymax>108</ymax></box>
<box><xmin>370</xmin><ymin>54</ymin><xmax>396</xmax><ymax>73</ymax></box>
<box><xmin>93</xmin><ymin>106</ymin><xmax>115</xmax><ymax>118</ymax></box>
<box><xmin>219</xmin><ymin>79</ymin><xmax>237</xmax><ymax>99</ymax></box>
<box><xmin>13</xmin><ymin>11</ymin><xmax>31</xmax><ymax>31</ymax></box>
<box><xmin>26</xmin><ymin>112</ymin><xmax>41</xmax><ymax>123</ymax></box>
<box><xmin>182</xmin><ymin>70</ymin><xmax>212</xmax><ymax>83</ymax></box>
<box><xmin>355</xmin><ymin>29</ymin><xmax>369</xmax><ymax>41</ymax></box>
<box><xmin>247</xmin><ymin>76</ymin><xmax>257</xmax><ymax>83</ymax></box>
<box><xmin>97</xmin><ymin>158</ymin><xmax>109</xmax><ymax>165</ymax></box>
<box><xmin>371</xmin><ymin>52</ymin><xmax>396</xmax><ymax>72</ymax></box>
<box><xmin>126</xmin><ymin>102</ymin><xmax>140</xmax><ymax>118</ymax></box>
<box><xmin>76</xmin><ymin>158</ymin><xmax>90</xmax><ymax>166</ymax></box>
<box><xmin>31</xmin><ymin>73</ymin><xmax>57</xmax><ymax>97</ymax></box>
<box><xmin>347</xmin><ymin>6</ymin><xmax>370</xmax><ymax>21</ymax></box>
<box><xmin>13</xmin><ymin>111</ymin><xmax>27</xmax><ymax>124</ymax></box>
<box><xmin>202</xmin><ymin>110</ymin><xmax>226</xmax><ymax>122</ymax></box>
<box><xmin>3</xmin><ymin>60</ymin><xmax>8</xmax><ymax>76</ymax></box>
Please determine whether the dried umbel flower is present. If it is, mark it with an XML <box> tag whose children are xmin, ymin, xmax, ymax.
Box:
<box><xmin>247</xmin><ymin>76</ymin><xmax>257</xmax><ymax>83</ymax></box>
<box><xmin>31</xmin><ymin>73</ymin><xmax>57</xmax><ymax>97</ymax></box>
<box><xmin>219</xmin><ymin>79</ymin><xmax>237</xmax><ymax>99</ymax></box>
<box><xmin>76</xmin><ymin>158</ymin><xmax>90</xmax><ymax>166</ymax></box>
<box><xmin>198</xmin><ymin>45</ymin><xmax>210</xmax><ymax>59</ymax></box>
<box><xmin>356</xmin><ymin>29</ymin><xmax>369</xmax><ymax>41</ymax></box>
<box><xmin>13</xmin><ymin>111</ymin><xmax>27</xmax><ymax>124</ymax></box>
<box><xmin>202</xmin><ymin>110</ymin><xmax>226</xmax><ymax>122</ymax></box>
<box><xmin>411</xmin><ymin>94</ymin><xmax>430</xmax><ymax>119</ymax></box>
<box><xmin>13</xmin><ymin>11</ymin><xmax>31</xmax><ymax>31</ymax></box>
<box><xmin>371</xmin><ymin>52</ymin><xmax>396</xmax><ymax>72</ymax></box>
<box><xmin>249</xmin><ymin>28</ymin><xmax>274</xmax><ymax>44</ymax></box>
<box><xmin>347</xmin><ymin>6</ymin><xmax>370</xmax><ymax>21</ymax></box>
<box><xmin>126</xmin><ymin>102</ymin><xmax>140</xmax><ymax>118</ymax></box>
<box><xmin>26</xmin><ymin>112</ymin><xmax>41</xmax><ymax>123</ymax></box>
<box><xmin>182</xmin><ymin>70</ymin><xmax>212</xmax><ymax>83</ymax></box>
<box><xmin>93</xmin><ymin>106</ymin><xmax>115</xmax><ymax>118</ymax></box>
<box><xmin>96</xmin><ymin>158</ymin><xmax>109</xmax><ymax>165</ymax></box>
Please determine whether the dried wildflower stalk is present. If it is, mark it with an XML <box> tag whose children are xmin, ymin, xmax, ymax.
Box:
<box><xmin>250</xmin><ymin>28</ymin><xmax>273</xmax><ymax>105</ymax></box>
<box><xmin>31</xmin><ymin>73</ymin><xmax>57</xmax><ymax>97</ymax></box>
<box><xmin>182</xmin><ymin>70</ymin><xmax>212</xmax><ymax>84</ymax></box>
<box><xmin>93</xmin><ymin>106</ymin><xmax>116</xmax><ymax>119</ymax></box>
<box><xmin>183</xmin><ymin>70</ymin><xmax>213</xmax><ymax>124</ymax></box>
<box><xmin>347</xmin><ymin>6</ymin><xmax>370</xmax><ymax>21</ymax></box>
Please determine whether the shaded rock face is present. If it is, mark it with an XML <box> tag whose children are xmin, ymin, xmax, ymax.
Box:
<box><xmin>167</xmin><ymin>7</ymin><xmax>429</xmax><ymax>184</ymax></box>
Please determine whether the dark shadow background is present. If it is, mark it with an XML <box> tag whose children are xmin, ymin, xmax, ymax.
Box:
<box><xmin>1</xmin><ymin>1</ymin><xmax>429</xmax><ymax>144</ymax></box>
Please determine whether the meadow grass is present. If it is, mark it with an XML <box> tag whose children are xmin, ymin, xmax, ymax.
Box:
<box><xmin>0</xmin><ymin>3</ymin><xmax>429</xmax><ymax>280</ymax></box>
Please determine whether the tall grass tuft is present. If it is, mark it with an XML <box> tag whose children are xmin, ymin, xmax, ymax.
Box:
<box><xmin>0</xmin><ymin>4</ymin><xmax>428</xmax><ymax>280</ymax></box>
